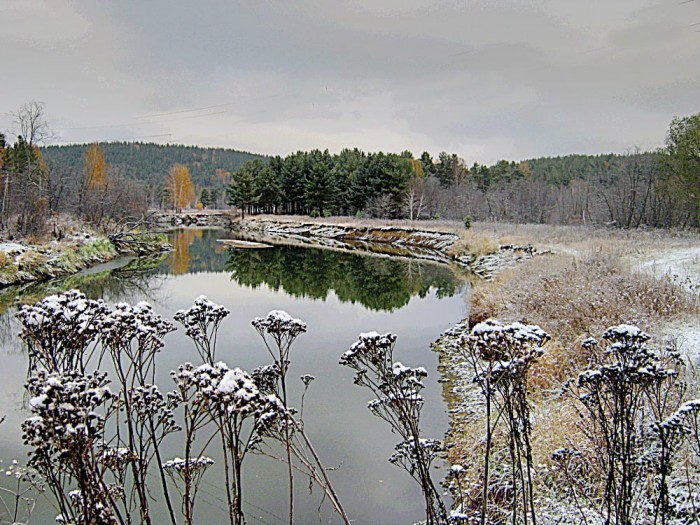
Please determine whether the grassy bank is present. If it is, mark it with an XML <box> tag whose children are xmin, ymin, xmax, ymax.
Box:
<box><xmin>0</xmin><ymin>232</ymin><xmax>170</xmax><ymax>289</ymax></box>
<box><xmin>435</xmin><ymin>224</ymin><xmax>700</xmax><ymax>520</ymax></box>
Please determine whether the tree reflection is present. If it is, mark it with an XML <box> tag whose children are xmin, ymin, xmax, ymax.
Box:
<box><xmin>225</xmin><ymin>246</ymin><xmax>465</xmax><ymax>312</ymax></box>
<box><xmin>0</xmin><ymin>254</ymin><xmax>167</xmax><ymax>350</ymax></box>
<box><xmin>164</xmin><ymin>229</ymin><xmax>231</xmax><ymax>275</ymax></box>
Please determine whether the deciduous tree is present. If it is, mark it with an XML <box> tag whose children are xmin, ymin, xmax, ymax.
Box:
<box><xmin>664</xmin><ymin>113</ymin><xmax>700</xmax><ymax>226</ymax></box>
<box><xmin>167</xmin><ymin>164</ymin><xmax>196</xmax><ymax>212</ymax></box>
<box><xmin>79</xmin><ymin>143</ymin><xmax>108</xmax><ymax>216</ymax></box>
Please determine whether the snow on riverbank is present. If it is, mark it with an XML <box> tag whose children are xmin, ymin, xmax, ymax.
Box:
<box><xmin>636</xmin><ymin>246</ymin><xmax>700</xmax><ymax>362</ymax></box>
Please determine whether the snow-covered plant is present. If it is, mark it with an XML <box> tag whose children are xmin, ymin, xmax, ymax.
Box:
<box><xmin>100</xmin><ymin>300</ymin><xmax>176</xmax><ymax>385</ymax></box>
<box><xmin>129</xmin><ymin>384</ymin><xmax>181</xmax><ymax>525</ymax></box>
<box><xmin>0</xmin><ymin>459</ymin><xmax>44</xmax><ymax>525</ymax></box>
<box><xmin>251</xmin><ymin>310</ymin><xmax>306</xmax><ymax>525</ymax></box>
<box><xmin>17</xmin><ymin>289</ymin><xmax>109</xmax><ymax>373</ymax></box>
<box><xmin>170</xmin><ymin>360</ymin><xmax>288</xmax><ymax>525</ymax></box>
<box><xmin>163</xmin><ymin>455</ymin><xmax>214</xmax><ymax>522</ymax></box>
<box><xmin>457</xmin><ymin>319</ymin><xmax>550</xmax><ymax>525</ymax></box>
<box><xmin>252</xmin><ymin>310</ymin><xmax>307</xmax><ymax>395</ymax></box>
<box><xmin>253</xmin><ymin>311</ymin><xmax>349</xmax><ymax>525</ymax></box>
<box><xmin>100</xmin><ymin>300</ymin><xmax>177</xmax><ymax>525</ymax></box>
<box><xmin>16</xmin><ymin>294</ymin><xmax>349</xmax><ymax>525</ymax></box>
<box><xmin>22</xmin><ymin>370</ymin><xmax>118</xmax><ymax>525</ymax></box>
<box><xmin>341</xmin><ymin>331</ymin><xmax>447</xmax><ymax>525</ymax></box>
<box><xmin>174</xmin><ymin>295</ymin><xmax>230</xmax><ymax>364</ymax></box>
<box><xmin>562</xmin><ymin>325</ymin><xmax>691</xmax><ymax>525</ymax></box>
<box><xmin>169</xmin><ymin>362</ymin><xmax>224</xmax><ymax>524</ymax></box>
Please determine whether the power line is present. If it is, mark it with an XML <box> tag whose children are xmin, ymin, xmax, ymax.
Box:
<box><xmin>57</xmin><ymin>92</ymin><xmax>288</xmax><ymax>132</ymax></box>
<box><xmin>133</xmin><ymin>102</ymin><xmax>238</xmax><ymax>119</ymax></box>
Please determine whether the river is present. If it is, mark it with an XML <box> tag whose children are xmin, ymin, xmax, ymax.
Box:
<box><xmin>0</xmin><ymin>228</ymin><xmax>469</xmax><ymax>525</ymax></box>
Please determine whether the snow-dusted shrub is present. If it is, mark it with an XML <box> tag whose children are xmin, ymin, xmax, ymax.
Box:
<box><xmin>171</xmin><ymin>360</ymin><xmax>287</xmax><ymax>525</ymax></box>
<box><xmin>162</xmin><ymin>455</ymin><xmax>214</xmax><ymax>522</ymax></box>
<box><xmin>100</xmin><ymin>300</ymin><xmax>176</xmax><ymax>380</ymax></box>
<box><xmin>559</xmin><ymin>325</ymin><xmax>692</xmax><ymax>525</ymax></box>
<box><xmin>22</xmin><ymin>370</ymin><xmax>117</xmax><ymax>524</ymax></box>
<box><xmin>17</xmin><ymin>289</ymin><xmax>109</xmax><ymax>373</ymax></box>
<box><xmin>456</xmin><ymin>319</ymin><xmax>550</xmax><ymax>525</ymax></box>
<box><xmin>0</xmin><ymin>459</ymin><xmax>44</xmax><ymax>524</ymax></box>
<box><xmin>100</xmin><ymin>300</ymin><xmax>178</xmax><ymax>524</ymax></box>
<box><xmin>252</xmin><ymin>310</ymin><xmax>349</xmax><ymax>525</ymax></box>
<box><xmin>341</xmin><ymin>331</ymin><xmax>447</xmax><ymax>525</ymax></box>
<box><xmin>252</xmin><ymin>309</ymin><xmax>307</xmax><ymax>385</ymax></box>
<box><xmin>251</xmin><ymin>310</ymin><xmax>307</xmax><ymax>523</ymax></box>
<box><xmin>174</xmin><ymin>295</ymin><xmax>230</xmax><ymax>363</ymax></box>
<box><xmin>15</xmin><ymin>294</ymin><xmax>347</xmax><ymax>525</ymax></box>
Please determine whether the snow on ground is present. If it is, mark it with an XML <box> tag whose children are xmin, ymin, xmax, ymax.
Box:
<box><xmin>637</xmin><ymin>246</ymin><xmax>700</xmax><ymax>283</ymax></box>
<box><xmin>0</xmin><ymin>242</ymin><xmax>27</xmax><ymax>255</ymax></box>
<box><xmin>636</xmin><ymin>246</ymin><xmax>700</xmax><ymax>362</ymax></box>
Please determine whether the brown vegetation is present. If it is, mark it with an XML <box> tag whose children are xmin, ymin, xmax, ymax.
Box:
<box><xmin>442</xmin><ymin>225</ymin><xmax>700</xmax><ymax>522</ymax></box>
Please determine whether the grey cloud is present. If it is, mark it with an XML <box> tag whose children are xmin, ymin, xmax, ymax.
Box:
<box><xmin>2</xmin><ymin>0</ymin><xmax>699</xmax><ymax>163</ymax></box>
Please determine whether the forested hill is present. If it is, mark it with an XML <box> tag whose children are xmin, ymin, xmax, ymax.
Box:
<box><xmin>42</xmin><ymin>142</ymin><xmax>267</xmax><ymax>189</ymax></box>
<box><xmin>519</xmin><ymin>153</ymin><xmax>624</xmax><ymax>185</ymax></box>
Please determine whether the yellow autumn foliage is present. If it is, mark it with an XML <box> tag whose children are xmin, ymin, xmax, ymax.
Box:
<box><xmin>83</xmin><ymin>143</ymin><xmax>108</xmax><ymax>190</ymax></box>
<box><xmin>167</xmin><ymin>163</ymin><xmax>196</xmax><ymax>211</ymax></box>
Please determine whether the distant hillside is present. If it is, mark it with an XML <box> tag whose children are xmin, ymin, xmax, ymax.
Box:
<box><xmin>520</xmin><ymin>153</ymin><xmax>621</xmax><ymax>185</ymax></box>
<box><xmin>42</xmin><ymin>142</ymin><xmax>268</xmax><ymax>190</ymax></box>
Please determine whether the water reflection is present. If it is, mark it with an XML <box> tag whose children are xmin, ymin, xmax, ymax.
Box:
<box><xmin>164</xmin><ymin>228</ymin><xmax>232</xmax><ymax>275</ymax></box>
<box><xmin>0</xmin><ymin>255</ymin><xmax>168</xmax><ymax>352</ymax></box>
<box><xmin>225</xmin><ymin>245</ymin><xmax>464</xmax><ymax>311</ymax></box>
<box><xmin>0</xmin><ymin>229</ymin><xmax>466</xmax><ymax>341</ymax></box>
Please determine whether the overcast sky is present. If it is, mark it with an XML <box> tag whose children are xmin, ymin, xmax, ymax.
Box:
<box><xmin>1</xmin><ymin>0</ymin><xmax>699</xmax><ymax>163</ymax></box>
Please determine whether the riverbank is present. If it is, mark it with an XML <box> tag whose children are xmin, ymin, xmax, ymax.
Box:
<box><xmin>0</xmin><ymin>231</ymin><xmax>171</xmax><ymax>289</ymax></box>
<box><xmin>432</xmin><ymin>223</ymin><xmax>700</xmax><ymax>518</ymax></box>
<box><xmin>230</xmin><ymin>215</ymin><xmax>541</xmax><ymax>278</ymax></box>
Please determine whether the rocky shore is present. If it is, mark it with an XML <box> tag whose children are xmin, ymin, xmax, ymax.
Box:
<box><xmin>232</xmin><ymin>216</ymin><xmax>539</xmax><ymax>278</ymax></box>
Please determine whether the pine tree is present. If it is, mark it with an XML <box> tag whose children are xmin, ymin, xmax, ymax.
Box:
<box><xmin>227</xmin><ymin>163</ymin><xmax>256</xmax><ymax>218</ymax></box>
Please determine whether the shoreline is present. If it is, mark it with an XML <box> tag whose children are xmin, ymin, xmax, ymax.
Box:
<box><xmin>0</xmin><ymin>232</ymin><xmax>171</xmax><ymax>291</ymax></box>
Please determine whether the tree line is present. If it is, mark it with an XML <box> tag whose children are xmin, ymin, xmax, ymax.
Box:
<box><xmin>43</xmin><ymin>141</ymin><xmax>265</xmax><ymax>209</ymax></box>
<box><xmin>0</xmin><ymin>103</ymin><xmax>150</xmax><ymax>235</ymax></box>
<box><xmin>3</xmin><ymin>101</ymin><xmax>699</xmax><ymax>235</ymax></box>
<box><xmin>224</xmin><ymin>114</ymin><xmax>700</xmax><ymax>228</ymax></box>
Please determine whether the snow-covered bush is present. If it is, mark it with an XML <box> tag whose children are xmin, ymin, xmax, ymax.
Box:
<box><xmin>341</xmin><ymin>331</ymin><xmax>447</xmax><ymax>525</ymax></box>
<box><xmin>17</xmin><ymin>289</ymin><xmax>109</xmax><ymax>373</ymax></box>
<box><xmin>170</xmin><ymin>359</ymin><xmax>289</xmax><ymax>525</ymax></box>
<box><xmin>23</xmin><ymin>369</ymin><xmax>117</xmax><ymax>524</ymax></box>
<box><xmin>173</xmin><ymin>295</ymin><xmax>230</xmax><ymax>363</ymax></box>
<box><xmin>14</xmin><ymin>294</ymin><xmax>346</xmax><ymax>525</ymax></box>
<box><xmin>456</xmin><ymin>319</ymin><xmax>550</xmax><ymax>525</ymax></box>
<box><xmin>559</xmin><ymin>325</ymin><xmax>693</xmax><ymax>524</ymax></box>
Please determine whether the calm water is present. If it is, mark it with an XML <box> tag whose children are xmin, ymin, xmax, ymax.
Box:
<box><xmin>0</xmin><ymin>228</ymin><xmax>469</xmax><ymax>525</ymax></box>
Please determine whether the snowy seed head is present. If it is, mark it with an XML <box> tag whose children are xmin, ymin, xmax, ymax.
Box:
<box><xmin>252</xmin><ymin>310</ymin><xmax>307</xmax><ymax>338</ymax></box>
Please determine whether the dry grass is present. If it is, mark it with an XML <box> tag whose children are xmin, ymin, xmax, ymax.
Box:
<box><xmin>448</xmin><ymin>231</ymin><xmax>500</xmax><ymax>258</ymax></box>
<box><xmin>444</xmin><ymin>223</ymin><xmax>699</xmax><ymax>517</ymax></box>
<box><xmin>16</xmin><ymin>250</ymin><xmax>49</xmax><ymax>272</ymax></box>
<box><xmin>470</xmin><ymin>221</ymin><xmax>699</xmax><ymax>256</ymax></box>
<box><xmin>0</xmin><ymin>251</ymin><xmax>11</xmax><ymax>269</ymax></box>
<box><xmin>470</xmin><ymin>249</ymin><xmax>697</xmax><ymax>384</ymax></box>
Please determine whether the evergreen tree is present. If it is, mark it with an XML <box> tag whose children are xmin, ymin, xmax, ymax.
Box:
<box><xmin>227</xmin><ymin>162</ymin><xmax>257</xmax><ymax>218</ymax></box>
<box><xmin>420</xmin><ymin>151</ymin><xmax>436</xmax><ymax>177</ymax></box>
<box><xmin>200</xmin><ymin>188</ymin><xmax>210</xmax><ymax>208</ymax></box>
<box><xmin>303</xmin><ymin>149</ymin><xmax>334</xmax><ymax>215</ymax></box>
<box><xmin>255</xmin><ymin>163</ymin><xmax>281</xmax><ymax>213</ymax></box>
<box><xmin>282</xmin><ymin>152</ymin><xmax>307</xmax><ymax>214</ymax></box>
<box><xmin>435</xmin><ymin>151</ymin><xmax>456</xmax><ymax>187</ymax></box>
<box><xmin>331</xmin><ymin>148</ymin><xmax>364</xmax><ymax>215</ymax></box>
